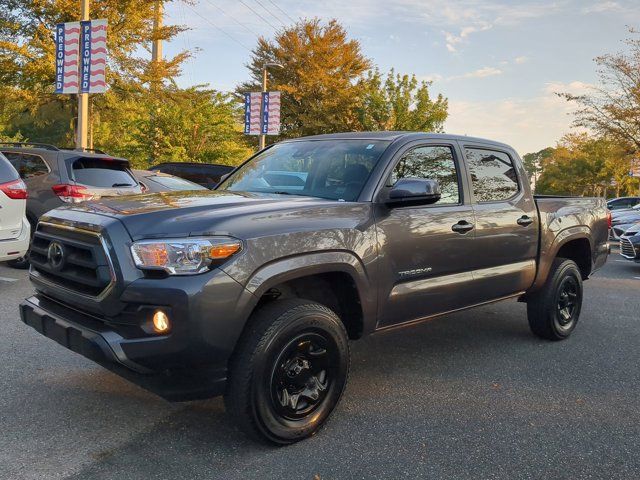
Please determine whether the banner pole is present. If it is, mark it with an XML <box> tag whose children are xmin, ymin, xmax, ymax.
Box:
<box><xmin>76</xmin><ymin>0</ymin><xmax>90</xmax><ymax>150</ymax></box>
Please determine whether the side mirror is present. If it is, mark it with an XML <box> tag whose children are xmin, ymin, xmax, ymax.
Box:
<box><xmin>219</xmin><ymin>173</ymin><xmax>231</xmax><ymax>183</ymax></box>
<box><xmin>387</xmin><ymin>178</ymin><xmax>441</xmax><ymax>206</ymax></box>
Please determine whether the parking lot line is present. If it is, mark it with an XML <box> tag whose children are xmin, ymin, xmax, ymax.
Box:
<box><xmin>0</xmin><ymin>276</ymin><xmax>18</xmax><ymax>282</ymax></box>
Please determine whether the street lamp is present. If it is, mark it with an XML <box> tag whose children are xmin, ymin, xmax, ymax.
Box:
<box><xmin>259</xmin><ymin>62</ymin><xmax>284</xmax><ymax>150</ymax></box>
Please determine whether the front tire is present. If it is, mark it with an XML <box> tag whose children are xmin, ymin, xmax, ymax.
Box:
<box><xmin>224</xmin><ymin>299</ymin><xmax>350</xmax><ymax>444</ymax></box>
<box><xmin>527</xmin><ymin>258</ymin><xmax>583</xmax><ymax>340</ymax></box>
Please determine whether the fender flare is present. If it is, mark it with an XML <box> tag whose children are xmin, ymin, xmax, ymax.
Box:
<box><xmin>231</xmin><ymin>250</ymin><xmax>377</xmax><ymax>336</ymax></box>
<box><xmin>530</xmin><ymin>226</ymin><xmax>592</xmax><ymax>292</ymax></box>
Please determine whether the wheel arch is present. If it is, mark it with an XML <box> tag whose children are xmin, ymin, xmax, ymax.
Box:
<box><xmin>528</xmin><ymin>227</ymin><xmax>593</xmax><ymax>293</ymax></box>
<box><xmin>233</xmin><ymin>251</ymin><xmax>376</xmax><ymax>341</ymax></box>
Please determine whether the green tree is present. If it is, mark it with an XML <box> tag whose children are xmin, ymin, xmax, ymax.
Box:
<box><xmin>94</xmin><ymin>87</ymin><xmax>252</xmax><ymax>169</ymax></box>
<box><xmin>0</xmin><ymin>0</ymin><xmax>251</xmax><ymax>167</ymax></box>
<box><xmin>238</xmin><ymin>19</ymin><xmax>371</xmax><ymax>139</ymax></box>
<box><xmin>522</xmin><ymin>147</ymin><xmax>554</xmax><ymax>190</ymax></box>
<box><xmin>536</xmin><ymin>134</ymin><xmax>633</xmax><ymax>197</ymax></box>
<box><xmin>560</xmin><ymin>28</ymin><xmax>640</xmax><ymax>152</ymax></box>
<box><xmin>357</xmin><ymin>69</ymin><xmax>448</xmax><ymax>132</ymax></box>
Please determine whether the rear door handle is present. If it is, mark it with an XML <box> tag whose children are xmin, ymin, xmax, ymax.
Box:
<box><xmin>517</xmin><ymin>215</ymin><xmax>534</xmax><ymax>227</ymax></box>
<box><xmin>452</xmin><ymin>220</ymin><xmax>474</xmax><ymax>234</ymax></box>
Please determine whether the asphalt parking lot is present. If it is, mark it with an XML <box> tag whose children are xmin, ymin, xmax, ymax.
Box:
<box><xmin>1</xmin><ymin>251</ymin><xmax>639</xmax><ymax>480</ymax></box>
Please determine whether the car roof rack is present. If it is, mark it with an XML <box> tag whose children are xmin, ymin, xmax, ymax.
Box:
<box><xmin>61</xmin><ymin>147</ymin><xmax>108</xmax><ymax>155</ymax></box>
<box><xmin>0</xmin><ymin>142</ymin><xmax>60</xmax><ymax>151</ymax></box>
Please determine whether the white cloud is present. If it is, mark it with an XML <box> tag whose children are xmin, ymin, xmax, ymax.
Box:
<box><xmin>514</xmin><ymin>56</ymin><xmax>528</xmax><ymax>64</ymax></box>
<box><xmin>444</xmin><ymin>81</ymin><xmax>593</xmax><ymax>154</ymax></box>
<box><xmin>582</xmin><ymin>1</ymin><xmax>621</xmax><ymax>14</ymax></box>
<box><xmin>394</xmin><ymin>0</ymin><xmax>564</xmax><ymax>52</ymax></box>
<box><xmin>448</xmin><ymin>66</ymin><xmax>503</xmax><ymax>80</ymax></box>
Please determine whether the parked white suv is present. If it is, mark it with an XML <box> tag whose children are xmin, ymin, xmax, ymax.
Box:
<box><xmin>0</xmin><ymin>153</ymin><xmax>30</xmax><ymax>264</ymax></box>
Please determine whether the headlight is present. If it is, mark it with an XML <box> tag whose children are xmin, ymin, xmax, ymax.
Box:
<box><xmin>131</xmin><ymin>237</ymin><xmax>242</xmax><ymax>275</ymax></box>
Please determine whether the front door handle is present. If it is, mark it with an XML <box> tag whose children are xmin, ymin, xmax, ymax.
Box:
<box><xmin>452</xmin><ymin>220</ymin><xmax>474</xmax><ymax>234</ymax></box>
<box><xmin>517</xmin><ymin>215</ymin><xmax>534</xmax><ymax>227</ymax></box>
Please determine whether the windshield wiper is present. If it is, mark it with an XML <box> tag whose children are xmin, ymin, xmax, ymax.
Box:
<box><xmin>112</xmin><ymin>183</ymin><xmax>134</xmax><ymax>187</ymax></box>
<box><xmin>272</xmin><ymin>191</ymin><xmax>292</xmax><ymax>195</ymax></box>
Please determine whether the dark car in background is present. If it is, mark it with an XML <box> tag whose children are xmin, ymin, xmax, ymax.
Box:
<box><xmin>607</xmin><ymin>196</ymin><xmax>640</xmax><ymax>211</ymax></box>
<box><xmin>133</xmin><ymin>170</ymin><xmax>207</xmax><ymax>193</ymax></box>
<box><xmin>149</xmin><ymin>162</ymin><xmax>234</xmax><ymax>189</ymax></box>
<box><xmin>0</xmin><ymin>143</ymin><xmax>142</xmax><ymax>267</ymax></box>
<box><xmin>620</xmin><ymin>223</ymin><xmax>640</xmax><ymax>262</ymax></box>
<box><xmin>610</xmin><ymin>204</ymin><xmax>640</xmax><ymax>239</ymax></box>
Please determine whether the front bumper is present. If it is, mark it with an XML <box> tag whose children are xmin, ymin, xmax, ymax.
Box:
<box><xmin>0</xmin><ymin>217</ymin><xmax>30</xmax><ymax>262</ymax></box>
<box><xmin>20</xmin><ymin>266</ymin><xmax>251</xmax><ymax>401</ymax></box>
<box><xmin>620</xmin><ymin>236</ymin><xmax>640</xmax><ymax>262</ymax></box>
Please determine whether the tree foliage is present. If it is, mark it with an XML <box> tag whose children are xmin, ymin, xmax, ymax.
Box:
<box><xmin>535</xmin><ymin>133</ymin><xmax>636</xmax><ymax>196</ymax></box>
<box><xmin>238</xmin><ymin>19</ymin><xmax>371</xmax><ymax>138</ymax></box>
<box><xmin>560</xmin><ymin>28</ymin><xmax>640</xmax><ymax>152</ymax></box>
<box><xmin>357</xmin><ymin>69</ymin><xmax>448</xmax><ymax>132</ymax></box>
<box><xmin>0</xmin><ymin>0</ymin><xmax>250</xmax><ymax>168</ymax></box>
<box><xmin>239</xmin><ymin>19</ymin><xmax>448</xmax><ymax>139</ymax></box>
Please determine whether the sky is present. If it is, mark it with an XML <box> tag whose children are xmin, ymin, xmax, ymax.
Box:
<box><xmin>164</xmin><ymin>0</ymin><xmax>640</xmax><ymax>155</ymax></box>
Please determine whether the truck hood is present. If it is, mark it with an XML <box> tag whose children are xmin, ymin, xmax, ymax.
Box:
<box><xmin>62</xmin><ymin>190</ymin><xmax>365</xmax><ymax>240</ymax></box>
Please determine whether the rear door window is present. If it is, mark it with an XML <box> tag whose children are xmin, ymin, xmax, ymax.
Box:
<box><xmin>465</xmin><ymin>147</ymin><xmax>520</xmax><ymax>202</ymax></box>
<box><xmin>71</xmin><ymin>158</ymin><xmax>137</xmax><ymax>187</ymax></box>
<box><xmin>1</xmin><ymin>152</ymin><xmax>49</xmax><ymax>178</ymax></box>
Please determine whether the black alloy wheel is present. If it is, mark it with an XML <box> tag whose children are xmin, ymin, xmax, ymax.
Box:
<box><xmin>225</xmin><ymin>299</ymin><xmax>350</xmax><ymax>444</ymax></box>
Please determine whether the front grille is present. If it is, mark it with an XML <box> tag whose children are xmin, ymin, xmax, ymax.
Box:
<box><xmin>620</xmin><ymin>238</ymin><xmax>637</xmax><ymax>259</ymax></box>
<box><xmin>30</xmin><ymin>222</ymin><xmax>114</xmax><ymax>297</ymax></box>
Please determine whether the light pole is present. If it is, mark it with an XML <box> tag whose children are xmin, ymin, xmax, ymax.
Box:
<box><xmin>76</xmin><ymin>0</ymin><xmax>90</xmax><ymax>150</ymax></box>
<box><xmin>259</xmin><ymin>62</ymin><xmax>283</xmax><ymax>150</ymax></box>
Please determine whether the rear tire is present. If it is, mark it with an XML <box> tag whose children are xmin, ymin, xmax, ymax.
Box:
<box><xmin>224</xmin><ymin>299</ymin><xmax>350</xmax><ymax>445</ymax></box>
<box><xmin>527</xmin><ymin>258</ymin><xmax>583</xmax><ymax>341</ymax></box>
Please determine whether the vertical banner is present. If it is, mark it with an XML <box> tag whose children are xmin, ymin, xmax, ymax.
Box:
<box><xmin>261</xmin><ymin>92</ymin><xmax>270</xmax><ymax>135</ymax></box>
<box><xmin>80</xmin><ymin>19</ymin><xmax>107</xmax><ymax>93</ymax></box>
<box><xmin>266</xmin><ymin>91</ymin><xmax>281</xmax><ymax>135</ymax></box>
<box><xmin>243</xmin><ymin>92</ymin><xmax>263</xmax><ymax>135</ymax></box>
<box><xmin>243</xmin><ymin>93</ymin><xmax>252</xmax><ymax>134</ymax></box>
<box><xmin>54</xmin><ymin>22</ymin><xmax>80</xmax><ymax>94</ymax></box>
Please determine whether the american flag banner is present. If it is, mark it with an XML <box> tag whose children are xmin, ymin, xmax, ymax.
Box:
<box><xmin>244</xmin><ymin>92</ymin><xmax>263</xmax><ymax>135</ymax></box>
<box><xmin>261</xmin><ymin>91</ymin><xmax>281</xmax><ymax>135</ymax></box>
<box><xmin>80</xmin><ymin>19</ymin><xmax>107</xmax><ymax>93</ymax></box>
<box><xmin>54</xmin><ymin>22</ymin><xmax>80</xmax><ymax>94</ymax></box>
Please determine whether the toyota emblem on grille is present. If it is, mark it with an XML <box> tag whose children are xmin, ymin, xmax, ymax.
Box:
<box><xmin>47</xmin><ymin>242</ymin><xmax>66</xmax><ymax>271</ymax></box>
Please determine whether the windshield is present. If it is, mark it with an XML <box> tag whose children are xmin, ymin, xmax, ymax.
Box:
<box><xmin>219</xmin><ymin>139</ymin><xmax>389</xmax><ymax>201</ymax></box>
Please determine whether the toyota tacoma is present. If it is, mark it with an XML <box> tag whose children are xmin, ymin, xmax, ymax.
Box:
<box><xmin>19</xmin><ymin>132</ymin><xmax>609</xmax><ymax>444</ymax></box>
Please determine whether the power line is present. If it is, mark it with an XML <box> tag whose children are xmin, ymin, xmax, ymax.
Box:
<box><xmin>253</xmin><ymin>0</ymin><xmax>287</xmax><ymax>26</ymax></box>
<box><xmin>237</xmin><ymin>0</ymin><xmax>280</xmax><ymax>31</ymax></box>
<box><xmin>184</xmin><ymin>2</ymin><xmax>252</xmax><ymax>51</ymax></box>
<box><xmin>177</xmin><ymin>2</ymin><xmax>195</xmax><ymax>85</ymax></box>
<box><xmin>265</xmin><ymin>0</ymin><xmax>296</xmax><ymax>23</ymax></box>
<box><xmin>201</xmin><ymin>0</ymin><xmax>262</xmax><ymax>39</ymax></box>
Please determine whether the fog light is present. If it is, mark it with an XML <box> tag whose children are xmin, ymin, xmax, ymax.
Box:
<box><xmin>153</xmin><ymin>310</ymin><xmax>171</xmax><ymax>333</ymax></box>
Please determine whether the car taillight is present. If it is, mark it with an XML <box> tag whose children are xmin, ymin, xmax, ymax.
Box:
<box><xmin>52</xmin><ymin>184</ymin><xmax>95</xmax><ymax>203</ymax></box>
<box><xmin>607</xmin><ymin>210</ymin><xmax>612</xmax><ymax>229</ymax></box>
<box><xmin>0</xmin><ymin>179</ymin><xmax>28</xmax><ymax>199</ymax></box>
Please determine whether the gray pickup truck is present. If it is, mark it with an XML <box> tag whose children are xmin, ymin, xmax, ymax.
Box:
<box><xmin>19</xmin><ymin>132</ymin><xmax>609</xmax><ymax>444</ymax></box>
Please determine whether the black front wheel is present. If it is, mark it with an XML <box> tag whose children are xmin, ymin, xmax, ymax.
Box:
<box><xmin>527</xmin><ymin>258</ymin><xmax>583</xmax><ymax>340</ymax></box>
<box><xmin>225</xmin><ymin>299</ymin><xmax>350</xmax><ymax>444</ymax></box>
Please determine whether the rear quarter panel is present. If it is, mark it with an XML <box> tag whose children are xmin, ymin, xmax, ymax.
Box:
<box><xmin>530</xmin><ymin>196</ymin><xmax>609</xmax><ymax>291</ymax></box>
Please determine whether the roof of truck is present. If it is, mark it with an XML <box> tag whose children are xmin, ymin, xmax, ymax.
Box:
<box><xmin>291</xmin><ymin>131</ymin><xmax>514</xmax><ymax>149</ymax></box>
